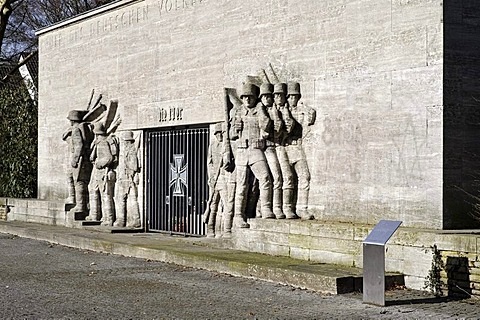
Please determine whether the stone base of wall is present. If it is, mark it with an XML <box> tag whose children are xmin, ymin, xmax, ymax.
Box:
<box><xmin>5</xmin><ymin>198</ymin><xmax>69</xmax><ymax>226</ymax></box>
<box><xmin>229</xmin><ymin>219</ymin><xmax>480</xmax><ymax>296</ymax></box>
<box><xmin>4</xmin><ymin>198</ymin><xmax>480</xmax><ymax>297</ymax></box>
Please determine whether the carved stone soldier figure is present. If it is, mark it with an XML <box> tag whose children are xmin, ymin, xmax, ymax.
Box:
<box><xmin>115</xmin><ymin>130</ymin><xmax>141</xmax><ymax>228</ymax></box>
<box><xmin>86</xmin><ymin>122</ymin><xmax>118</xmax><ymax>226</ymax></box>
<box><xmin>204</xmin><ymin>123</ymin><xmax>227</xmax><ymax>237</ymax></box>
<box><xmin>230</xmin><ymin>83</ymin><xmax>274</xmax><ymax>227</ymax></box>
<box><xmin>62</xmin><ymin>110</ymin><xmax>93</xmax><ymax>216</ymax></box>
<box><xmin>222</xmin><ymin>98</ymin><xmax>241</xmax><ymax>236</ymax></box>
<box><xmin>285</xmin><ymin>81</ymin><xmax>316</xmax><ymax>219</ymax></box>
<box><xmin>271</xmin><ymin>83</ymin><xmax>298</xmax><ymax>219</ymax></box>
<box><xmin>260</xmin><ymin>82</ymin><xmax>287</xmax><ymax>219</ymax></box>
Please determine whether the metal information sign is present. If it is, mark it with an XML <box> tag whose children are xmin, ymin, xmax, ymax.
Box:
<box><xmin>363</xmin><ymin>220</ymin><xmax>402</xmax><ymax>306</ymax></box>
<box><xmin>364</xmin><ymin>220</ymin><xmax>402</xmax><ymax>245</ymax></box>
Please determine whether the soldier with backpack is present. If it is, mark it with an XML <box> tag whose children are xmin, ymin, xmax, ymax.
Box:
<box><xmin>62</xmin><ymin>110</ymin><xmax>94</xmax><ymax>217</ymax></box>
<box><xmin>86</xmin><ymin>122</ymin><xmax>119</xmax><ymax>226</ymax></box>
<box><xmin>115</xmin><ymin>130</ymin><xmax>141</xmax><ymax>228</ymax></box>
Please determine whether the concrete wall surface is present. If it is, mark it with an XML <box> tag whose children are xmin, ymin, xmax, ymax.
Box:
<box><xmin>5</xmin><ymin>198</ymin><xmax>66</xmax><ymax>226</ymax></box>
<box><xmin>37</xmin><ymin>0</ymin><xmax>447</xmax><ymax>228</ymax></box>
<box><xmin>232</xmin><ymin>219</ymin><xmax>480</xmax><ymax>293</ymax></box>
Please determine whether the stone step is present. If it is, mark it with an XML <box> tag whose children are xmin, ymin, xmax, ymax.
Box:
<box><xmin>0</xmin><ymin>220</ymin><xmax>403</xmax><ymax>295</ymax></box>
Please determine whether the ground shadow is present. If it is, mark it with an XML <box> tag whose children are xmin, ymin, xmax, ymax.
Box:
<box><xmin>386</xmin><ymin>256</ymin><xmax>471</xmax><ymax>306</ymax></box>
<box><xmin>386</xmin><ymin>295</ymin><xmax>466</xmax><ymax>306</ymax></box>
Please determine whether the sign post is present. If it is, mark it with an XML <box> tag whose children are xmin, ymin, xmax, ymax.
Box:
<box><xmin>363</xmin><ymin>220</ymin><xmax>402</xmax><ymax>306</ymax></box>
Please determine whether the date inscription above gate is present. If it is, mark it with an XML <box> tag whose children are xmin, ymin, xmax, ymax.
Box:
<box><xmin>159</xmin><ymin>107</ymin><xmax>184</xmax><ymax>122</ymax></box>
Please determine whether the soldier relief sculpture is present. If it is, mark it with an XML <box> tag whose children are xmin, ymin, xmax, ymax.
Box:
<box><xmin>204</xmin><ymin>79</ymin><xmax>316</xmax><ymax>238</ymax></box>
<box><xmin>63</xmin><ymin>91</ymin><xmax>141</xmax><ymax>228</ymax></box>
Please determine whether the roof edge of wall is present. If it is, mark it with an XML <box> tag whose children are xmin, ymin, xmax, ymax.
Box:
<box><xmin>35</xmin><ymin>0</ymin><xmax>144</xmax><ymax>36</ymax></box>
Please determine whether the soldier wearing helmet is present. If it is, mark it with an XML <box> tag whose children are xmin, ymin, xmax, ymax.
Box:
<box><xmin>285</xmin><ymin>81</ymin><xmax>316</xmax><ymax>220</ymax></box>
<box><xmin>62</xmin><ymin>110</ymin><xmax>94</xmax><ymax>216</ymax></box>
<box><xmin>229</xmin><ymin>82</ymin><xmax>274</xmax><ymax>228</ymax></box>
<box><xmin>271</xmin><ymin>83</ymin><xmax>299</xmax><ymax>219</ymax></box>
<box><xmin>87</xmin><ymin>122</ymin><xmax>118</xmax><ymax>226</ymax></box>
<box><xmin>260</xmin><ymin>82</ymin><xmax>297</xmax><ymax>219</ymax></box>
<box><xmin>204</xmin><ymin>123</ymin><xmax>228</xmax><ymax>237</ymax></box>
<box><xmin>115</xmin><ymin>130</ymin><xmax>141</xmax><ymax>228</ymax></box>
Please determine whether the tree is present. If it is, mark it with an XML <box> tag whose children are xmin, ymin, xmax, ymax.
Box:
<box><xmin>0</xmin><ymin>0</ymin><xmax>20</xmax><ymax>58</ymax></box>
<box><xmin>0</xmin><ymin>0</ymin><xmax>114</xmax><ymax>197</ymax></box>
<box><xmin>3</xmin><ymin>0</ymin><xmax>115</xmax><ymax>61</ymax></box>
<box><xmin>0</xmin><ymin>80</ymin><xmax>37</xmax><ymax>198</ymax></box>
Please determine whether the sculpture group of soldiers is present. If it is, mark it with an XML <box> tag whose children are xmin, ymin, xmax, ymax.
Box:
<box><xmin>63</xmin><ymin>110</ymin><xmax>141</xmax><ymax>228</ymax></box>
<box><xmin>205</xmin><ymin>81</ymin><xmax>316</xmax><ymax>238</ymax></box>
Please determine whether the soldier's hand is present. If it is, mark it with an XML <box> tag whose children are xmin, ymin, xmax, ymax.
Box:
<box><xmin>71</xmin><ymin>160</ymin><xmax>78</xmax><ymax>168</ymax></box>
<box><xmin>107</xmin><ymin>171</ymin><xmax>116</xmax><ymax>181</ymax></box>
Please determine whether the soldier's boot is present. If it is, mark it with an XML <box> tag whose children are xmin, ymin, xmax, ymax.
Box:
<box><xmin>234</xmin><ymin>198</ymin><xmax>250</xmax><ymax>228</ymax></box>
<box><xmin>66</xmin><ymin>179</ymin><xmax>75</xmax><ymax>204</ymax></box>
<box><xmin>255</xmin><ymin>200</ymin><xmax>262</xmax><ymax>218</ymax></box>
<box><xmin>260</xmin><ymin>188</ymin><xmax>275</xmax><ymax>219</ymax></box>
<box><xmin>72</xmin><ymin>182</ymin><xmax>87</xmax><ymax>214</ymax></box>
<box><xmin>297</xmin><ymin>190</ymin><xmax>314</xmax><ymax>220</ymax></box>
<box><xmin>126</xmin><ymin>195</ymin><xmax>141</xmax><ymax>228</ymax></box>
<box><xmin>86</xmin><ymin>192</ymin><xmax>100</xmax><ymax>221</ymax></box>
<box><xmin>234</xmin><ymin>215</ymin><xmax>250</xmax><ymax>228</ymax></box>
<box><xmin>222</xmin><ymin>192</ymin><xmax>235</xmax><ymax>237</ymax></box>
<box><xmin>113</xmin><ymin>198</ymin><xmax>126</xmax><ymax>227</ymax></box>
<box><xmin>207</xmin><ymin>210</ymin><xmax>217</xmax><ymax>238</ymax></box>
<box><xmin>273</xmin><ymin>189</ymin><xmax>286</xmax><ymax>219</ymax></box>
<box><xmin>223</xmin><ymin>211</ymin><xmax>234</xmax><ymax>237</ymax></box>
<box><xmin>101</xmin><ymin>196</ymin><xmax>114</xmax><ymax>226</ymax></box>
<box><xmin>283</xmin><ymin>188</ymin><xmax>299</xmax><ymax>219</ymax></box>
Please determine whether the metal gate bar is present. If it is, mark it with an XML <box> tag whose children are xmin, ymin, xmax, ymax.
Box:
<box><xmin>146</xmin><ymin>127</ymin><xmax>209</xmax><ymax>236</ymax></box>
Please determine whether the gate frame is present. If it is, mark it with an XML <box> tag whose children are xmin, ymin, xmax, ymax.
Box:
<box><xmin>144</xmin><ymin>125</ymin><xmax>210</xmax><ymax>237</ymax></box>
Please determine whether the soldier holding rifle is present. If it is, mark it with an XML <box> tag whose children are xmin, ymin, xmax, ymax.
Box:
<box><xmin>285</xmin><ymin>81</ymin><xmax>316</xmax><ymax>220</ymax></box>
<box><xmin>62</xmin><ymin>110</ymin><xmax>94</xmax><ymax>216</ymax></box>
<box><xmin>204</xmin><ymin>123</ymin><xmax>227</xmax><ymax>237</ymax></box>
<box><xmin>230</xmin><ymin>83</ymin><xmax>274</xmax><ymax>227</ymax></box>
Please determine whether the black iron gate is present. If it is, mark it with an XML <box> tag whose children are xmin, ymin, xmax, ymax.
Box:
<box><xmin>146</xmin><ymin>127</ymin><xmax>209</xmax><ymax>235</ymax></box>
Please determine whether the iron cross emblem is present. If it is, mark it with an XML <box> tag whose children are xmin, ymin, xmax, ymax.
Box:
<box><xmin>169</xmin><ymin>154</ymin><xmax>188</xmax><ymax>196</ymax></box>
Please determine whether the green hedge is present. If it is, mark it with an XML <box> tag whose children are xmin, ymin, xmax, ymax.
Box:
<box><xmin>0</xmin><ymin>85</ymin><xmax>37</xmax><ymax>198</ymax></box>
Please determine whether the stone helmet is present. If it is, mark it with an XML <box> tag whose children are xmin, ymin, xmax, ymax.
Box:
<box><xmin>259</xmin><ymin>83</ymin><xmax>274</xmax><ymax>97</ymax></box>
<box><xmin>93</xmin><ymin>122</ymin><xmax>106</xmax><ymax>135</ymax></box>
<box><xmin>240</xmin><ymin>82</ymin><xmax>259</xmax><ymax>98</ymax></box>
<box><xmin>273</xmin><ymin>83</ymin><xmax>287</xmax><ymax>95</ymax></box>
<box><xmin>287</xmin><ymin>81</ymin><xmax>301</xmax><ymax>98</ymax></box>
<box><xmin>213</xmin><ymin>123</ymin><xmax>223</xmax><ymax>134</ymax></box>
<box><xmin>67</xmin><ymin>110</ymin><xmax>87</xmax><ymax>122</ymax></box>
<box><xmin>122</xmin><ymin>130</ymin><xmax>135</xmax><ymax>141</ymax></box>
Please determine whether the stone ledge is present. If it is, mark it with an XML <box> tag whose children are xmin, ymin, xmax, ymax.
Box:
<box><xmin>0</xmin><ymin>220</ymin><xmax>403</xmax><ymax>295</ymax></box>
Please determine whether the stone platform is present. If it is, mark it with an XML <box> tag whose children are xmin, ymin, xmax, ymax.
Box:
<box><xmin>0</xmin><ymin>220</ymin><xmax>404</xmax><ymax>295</ymax></box>
<box><xmin>4</xmin><ymin>197</ymin><xmax>480</xmax><ymax>296</ymax></box>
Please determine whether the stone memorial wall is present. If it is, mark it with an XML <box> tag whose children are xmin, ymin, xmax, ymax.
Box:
<box><xmin>36</xmin><ymin>0</ymin><xmax>478</xmax><ymax>230</ymax></box>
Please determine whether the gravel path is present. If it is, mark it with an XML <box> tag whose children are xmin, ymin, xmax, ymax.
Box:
<box><xmin>1</xmin><ymin>233</ymin><xmax>479</xmax><ymax>319</ymax></box>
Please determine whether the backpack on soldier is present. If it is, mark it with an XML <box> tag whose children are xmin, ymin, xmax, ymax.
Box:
<box><xmin>107</xmin><ymin>135</ymin><xmax>120</xmax><ymax>167</ymax></box>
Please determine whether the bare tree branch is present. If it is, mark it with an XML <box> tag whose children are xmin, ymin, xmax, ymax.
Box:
<box><xmin>0</xmin><ymin>50</ymin><xmax>36</xmax><ymax>85</ymax></box>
